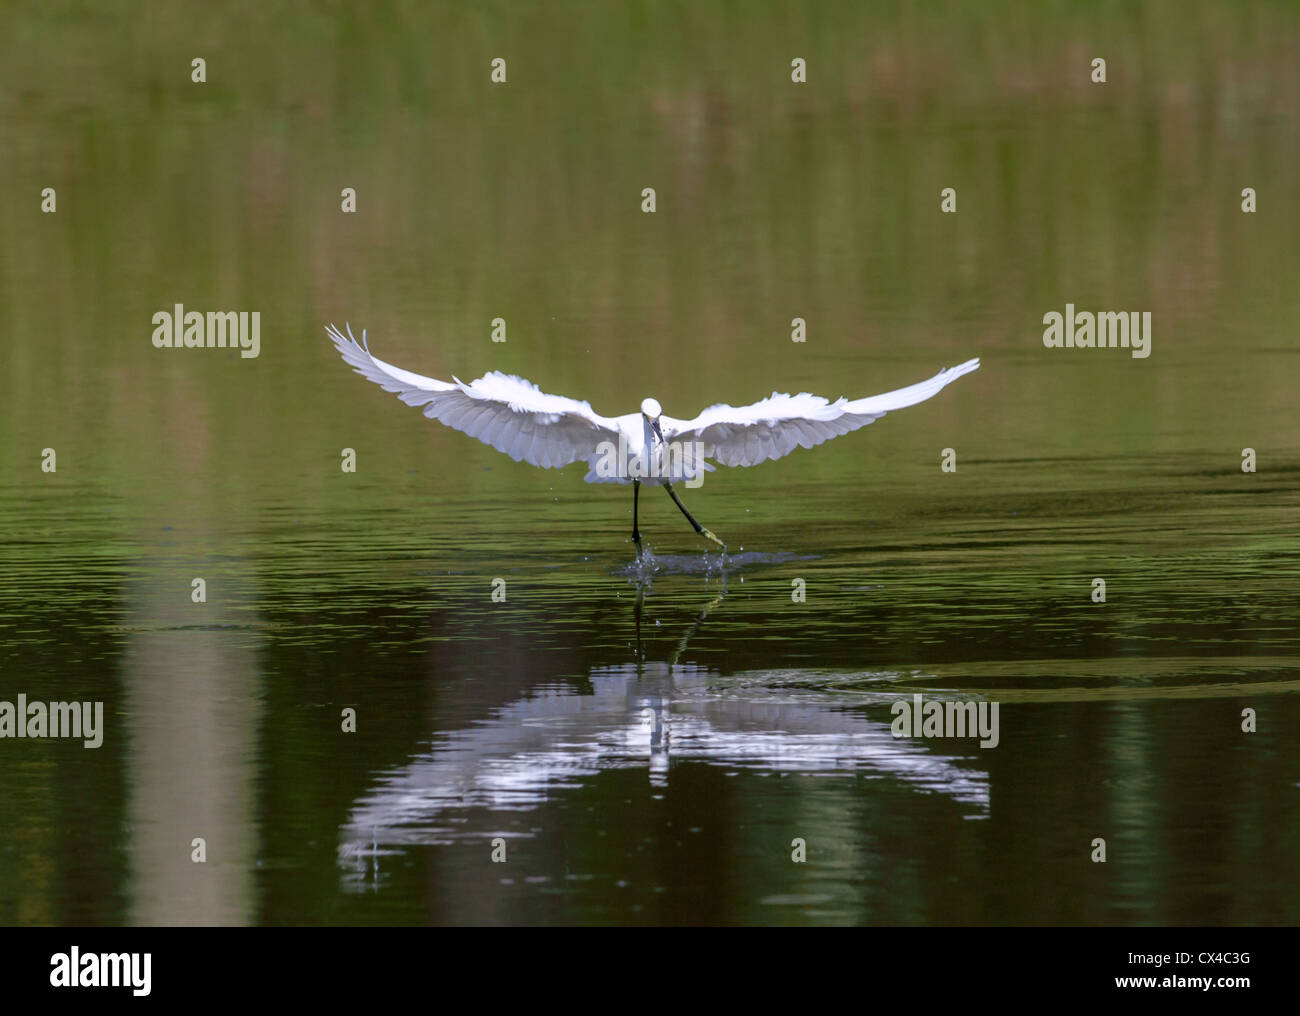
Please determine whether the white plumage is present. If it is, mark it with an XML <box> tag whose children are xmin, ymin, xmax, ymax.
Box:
<box><xmin>327</xmin><ymin>322</ymin><xmax>979</xmax><ymax>482</ymax></box>
<box><xmin>661</xmin><ymin>359</ymin><xmax>981</xmax><ymax>469</ymax></box>
<box><xmin>327</xmin><ymin>322</ymin><xmax>978</xmax><ymax>549</ymax></box>
<box><xmin>328</xmin><ymin>323</ymin><xmax>615</xmax><ymax>472</ymax></box>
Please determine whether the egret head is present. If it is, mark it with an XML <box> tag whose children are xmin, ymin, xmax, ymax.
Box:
<box><xmin>641</xmin><ymin>397</ymin><xmax>664</xmax><ymax>444</ymax></box>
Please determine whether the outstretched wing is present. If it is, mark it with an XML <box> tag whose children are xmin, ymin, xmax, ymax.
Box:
<box><xmin>327</xmin><ymin>323</ymin><xmax>620</xmax><ymax>469</ymax></box>
<box><xmin>661</xmin><ymin>358</ymin><xmax>980</xmax><ymax>468</ymax></box>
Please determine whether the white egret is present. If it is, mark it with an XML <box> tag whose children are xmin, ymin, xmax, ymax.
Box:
<box><xmin>327</xmin><ymin>323</ymin><xmax>979</xmax><ymax>551</ymax></box>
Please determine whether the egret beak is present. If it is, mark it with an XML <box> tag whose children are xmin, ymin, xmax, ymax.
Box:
<box><xmin>651</xmin><ymin>418</ymin><xmax>664</xmax><ymax>446</ymax></box>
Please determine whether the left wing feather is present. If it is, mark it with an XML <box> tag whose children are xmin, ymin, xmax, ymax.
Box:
<box><xmin>662</xmin><ymin>358</ymin><xmax>979</xmax><ymax>468</ymax></box>
<box><xmin>327</xmin><ymin>323</ymin><xmax>620</xmax><ymax>469</ymax></box>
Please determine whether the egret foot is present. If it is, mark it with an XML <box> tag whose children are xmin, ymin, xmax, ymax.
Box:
<box><xmin>663</xmin><ymin>482</ymin><xmax>725</xmax><ymax>552</ymax></box>
<box><xmin>698</xmin><ymin>527</ymin><xmax>726</xmax><ymax>552</ymax></box>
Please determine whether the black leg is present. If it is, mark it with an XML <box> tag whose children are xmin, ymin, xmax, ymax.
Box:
<box><xmin>663</xmin><ymin>482</ymin><xmax>725</xmax><ymax>550</ymax></box>
<box><xmin>633</xmin><ymin>584</ymin><xmax>645</xmax><ymax>662</ymax></box>
<box><xmin>632</xmin><ymin>479</ymin><xmax>642</xmax><ymax>552</ymax></box>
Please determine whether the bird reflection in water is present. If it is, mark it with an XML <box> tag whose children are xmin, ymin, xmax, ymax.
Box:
<box><xmin>337</xmin><ymin>572</ymin><xmax>988</xmax><ymax>889</ymax></box>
